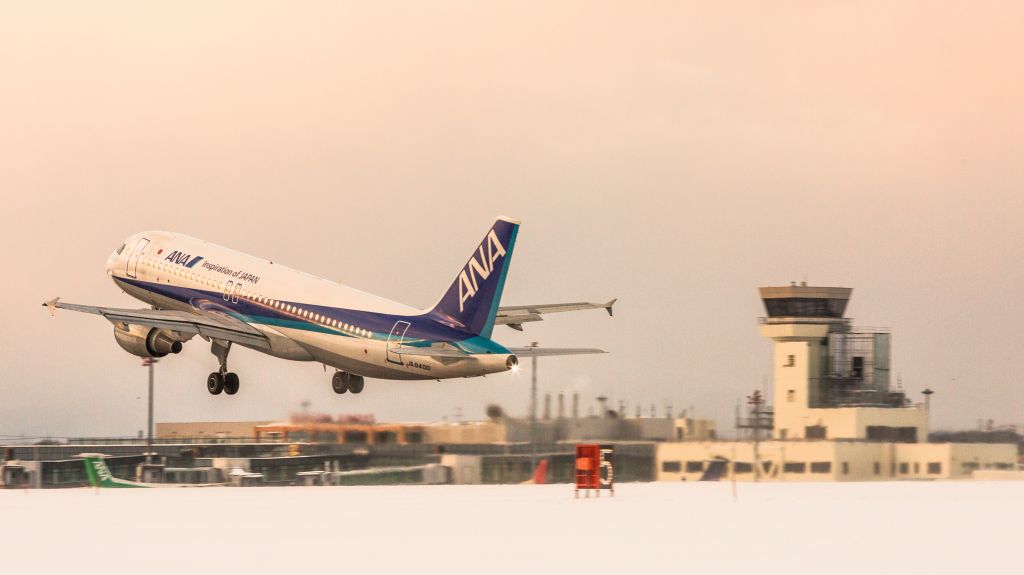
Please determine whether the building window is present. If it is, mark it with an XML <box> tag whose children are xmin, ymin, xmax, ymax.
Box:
<box><xmin>805</xmin><ymin>425</ymin><xmax>827</xmax><ymax>439</ymax></box>
<box><xmin>841</xmin><ymin>462</ymin><xmax>849</xmax><ymax>475</ymax></box>
<box><xmin>851</xmin><ymin>356</ymin><xmax>864</xmax><ymax>378</ymax></box>
<box><xmin>342</xmin><ymin>430</ymin><xmax>368</xmax><ymax>444</ymax></box>
<box><xmin>733</xmin><ymin>462</ymin><xmax>753</xmax><ymax>473</ymax></box>
<box><xmin>786</xmin><ymin>390</ymin><xmax>795</xmax><ymax>403</ymax></box>
<box><xmin>866</xmin><ymin>426</ymin><xmax>919</xmax><ymax>443</ymax></box>
<box><xmin>898</xmin><ymin>462</ymin><xmax>909</xmax><ymax>475</ymax></box>
<box><xmin>783</xmin><ymin>462</ymin><xmax>806</xmax><ymax>473</ymax></box>
<box><xmin>873</xmin><ymin>462</ymin><xmax>881</xmax><ymax>475</ymax></box>
<box><xmin>810</xmin><ymin>462</ymin><xmax>832</xmax><ymax>474</ymax></box>
<box><xmin>661</xmin><ymin>461</ymin><xmax>681</xmax><ymax>473</ymax></box>
<box><xmin>685</xmin><ymin>461</ymin><xmax>704</xmax><ymax>473</ymax></box>
<box><xmin>927</xmin><ymin>462</ymin><xmax>941</xmax><ymax>475</ymax></box>
<box><xmin>785</xmin><ymin>355</ymin><xmax>795</xmax><ymax>367</ymax></box>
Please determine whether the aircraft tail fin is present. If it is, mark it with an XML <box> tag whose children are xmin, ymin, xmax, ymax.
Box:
<box><xmin>520</xmin><ymin>459</ymin><xmax>548</xmax><ymax>485</ymax></box>
<box><xmin>426</xmin><ymin>217</ymin><xmax>520</xmax><ymax>338</ymax></box>
<box><xmin>532</xmin><ymin>459</ymin><xmax>548</xmax><ymax>484</ymax></box>
<box><xmin>80</xmin><ymin>454</ymin><xmax>146</xmax><ymax>488</ymax></box>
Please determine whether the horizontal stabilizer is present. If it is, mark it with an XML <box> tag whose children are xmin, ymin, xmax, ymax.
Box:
<box><xmin>496</xmin><ymin>299</ymin><xmax>617</xmax><ymax>329</ymax></box>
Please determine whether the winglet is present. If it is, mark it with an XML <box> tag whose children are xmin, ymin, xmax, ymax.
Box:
<box><xmin>604</xmin><ymin>298</ymin><xmax>617</xmax><ymax>317</ymax></box>
<box><xmin>43</xmin><ymin>297</ymin><xmax>60</xmax><ymax>317</ymax></box>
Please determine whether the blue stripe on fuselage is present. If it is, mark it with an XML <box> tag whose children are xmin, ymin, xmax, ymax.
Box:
<box><xmin>115</xmin><ymin>276</ymin><xmax>512</xmax><ymax>354</ymax></box>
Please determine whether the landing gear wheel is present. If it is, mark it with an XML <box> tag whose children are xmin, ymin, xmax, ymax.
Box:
<box><xmin>223</xmin><ymin>372</ymin><xmax>240</xmax><ymax>395</ymax></box>
<box><xmin>207</xmin><ymin>372</ymin><xmax>224</xmax><ymax>395</ymax></box>
<box><xmin>331</xmin><ymin>371</ymin><xmax>348</xmax><ymax>394</ymax></box>
<box><xmin>347</xmin><ymin>374</ymin><xmax>365</xmax><ymax>394</ymax></box>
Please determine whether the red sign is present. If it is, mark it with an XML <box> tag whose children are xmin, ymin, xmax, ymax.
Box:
<box><xmin>575</xmin><ymin>444</ymin><xmax>614</xmax><ymax>496</ymax></box>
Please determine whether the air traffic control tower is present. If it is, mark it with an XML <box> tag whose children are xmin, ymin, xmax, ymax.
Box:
<box><xmin>759</xmin><ymin>284</ymin><xmax>927</xmax><ymax>442</ymax></box>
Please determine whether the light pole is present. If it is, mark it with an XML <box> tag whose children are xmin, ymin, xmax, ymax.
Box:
<box><xmin>529</xmin><ymin>341</ymin><xmax>539</xmax><ymax>473</ymax></box>
<box><xmin>142</xmin><ymin>357</ymin><xmax>158</xmax><ymax>463</ymax></box>
<box><xmin>922</xmin><ymin>388</ymin><xmax>934</xmax><ymax>412</ymax></box>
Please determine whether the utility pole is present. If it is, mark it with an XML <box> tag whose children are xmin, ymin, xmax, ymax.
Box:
<box><xmin>922</xmin><ymin>389</ymin><xmax>934</xmax><ymax>438</ymax></box>
<box><xmin>529</xmin><ymin>341</ymin><xmax>539</xmax><ymax>473</ymax></box>
<box><xmin>142</xmin><ymin>357</ymin><xmax>158</xmax><ymax>463</ymax></box>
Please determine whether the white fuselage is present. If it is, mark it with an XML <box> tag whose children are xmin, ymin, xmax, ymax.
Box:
<box><xmin>107</xmin><ymin>231</ymin><xmax>515</xmax><ymax>380</ymax></box>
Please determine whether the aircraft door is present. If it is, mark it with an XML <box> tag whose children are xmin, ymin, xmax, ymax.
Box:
<box><xmin>125</xmin><ymin>238</ymin><xmax>150</xmax><ymax>279</ymax></box>
<box><xmin>386</xmin><ymin>321</ymin><xmax>411</xmax><ymax>365</ymax></box>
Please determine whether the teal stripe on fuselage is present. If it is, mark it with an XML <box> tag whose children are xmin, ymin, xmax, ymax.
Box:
<box><xmin>455</xmin><ymin>336</ymin><xmax>512</xmax><ymax>355</ymax></box>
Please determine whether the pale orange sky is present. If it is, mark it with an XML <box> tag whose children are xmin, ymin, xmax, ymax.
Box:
<box><xmin>1</xmin><ymin>2</ymin><xmax>1022</xmax><ymax>437</ymax></box>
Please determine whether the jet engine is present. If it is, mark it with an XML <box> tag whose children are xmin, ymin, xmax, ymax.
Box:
<box><xmin>113</xmin><ymin>324</ymin><xmax>188</xmax><ymax>358</ymax></box>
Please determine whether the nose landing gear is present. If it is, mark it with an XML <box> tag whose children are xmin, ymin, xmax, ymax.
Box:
<box><xmin>332</xmin><ymin>371</ymin><xmax>364</xmax><ymax>395</ymax></box>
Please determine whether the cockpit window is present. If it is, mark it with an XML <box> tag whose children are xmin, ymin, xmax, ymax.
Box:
<box><xmin>116</xmin><ymin>243</ymin><xmax>126</xmax><ymax>255</ymax></box>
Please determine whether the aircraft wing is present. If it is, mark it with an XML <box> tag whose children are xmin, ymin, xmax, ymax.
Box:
<box><xmin>42</xmin><ymin>297</ymin><xmax>270</xmax><ymax>349</ymax></box>
<box><xmin>495</xmin><ymin>299</ymin><xmax>616</xmax><ymax>331</ymax></box>
<box><xmin>507</xmin><ymin>347</ymin><xmax>607</xmax><ymax>357</ymax></box>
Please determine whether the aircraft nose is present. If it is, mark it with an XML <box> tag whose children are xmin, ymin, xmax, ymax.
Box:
<box><xmin>106</xmin><ymin>251</ymin><xmax>118</xmax><ymax>275</ymax></box>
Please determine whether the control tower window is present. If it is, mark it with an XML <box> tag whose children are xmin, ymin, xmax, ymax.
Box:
<box><xmin>763</xmin><ymin>298</ymin><xmax>847</xmax><ymax>318</ymax></box>
<box><xmin>116</xmin><ymin>243</ymin><xmax>126</xmax><ymax>255</ymax></box>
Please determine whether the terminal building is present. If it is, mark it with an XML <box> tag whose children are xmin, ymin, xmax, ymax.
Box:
<box><xmin>656</xmin><ymin>284</ymin><xmax>1018</xmax><ymax>482</ymax></box>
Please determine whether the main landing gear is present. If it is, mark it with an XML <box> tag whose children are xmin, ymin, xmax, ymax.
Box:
<box><xmin>332</xmin><ymin>371</ymin><xmax>364</xmax><ymax>395</ymax></box>
<box><xmin>207</xmin><ymin>340</ymin><xmax>241</xmax><ymax>396</ymax></box>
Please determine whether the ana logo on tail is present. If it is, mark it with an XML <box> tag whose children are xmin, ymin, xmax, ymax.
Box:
<box><xmin>92</xmin><ymin>459</ymin><xmax>114</xmax><ymax>483</ymax></box>
<box><xmin>456</xmin><ymin>229</ymin><xmax>507</xmax><ymax>312</ymax></box>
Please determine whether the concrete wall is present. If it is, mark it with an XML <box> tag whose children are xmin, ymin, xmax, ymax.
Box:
<box><xmin>157</xmin><ymin>421</ymin><xmax>272</xmax><ymax>439</ymax></box>
<box><xmin>424</xmin><ymin>421</ymin><xmax>507</xmax><ymax>444</ymax></box>
<box><xmin>656</xmin><ymin>440</ymin><xmax>1018</xmax><ymax>482</ymax></box>
<box><xmin>895</xmin><ymin>443</ymin><xmax>1017</xmax><ymax>479</ymax></box>
<box><xmin>780</xmin><ymin>406</ymin><xmax>928</xmax><ymax>442</ymax></box>
<box><xmin>441</xmin><ymin>454</ymin><xmax>482</xmax><ymax>484</ymax></box>
<box><xmin>762</xmin><ymin>322</ymin><xmax>830</xmax><ymax>440</ymax></box>
<box><xmin>673</xmin><ymin>418</ymin><xmax>717</xmax><ymax>440</ymax></box>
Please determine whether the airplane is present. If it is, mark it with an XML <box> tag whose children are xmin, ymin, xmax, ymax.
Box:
<box><xmin>81</xmin><ymin>454</ymin><xmax>150</xmax><ymax>488</ymax></box>
<box><xmin>44</xmin><ymin>216</ymin><xmax>615</xmax><ymax>396</ymax></box>
<box><xmin>80</xmin><ymin>453</ymin><xmax>231</xmax><ymax>487</ymax></box>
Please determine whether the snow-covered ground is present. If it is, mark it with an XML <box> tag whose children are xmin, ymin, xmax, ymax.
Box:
<box><xmin>1</xmin><ymin>481</ymin><xmax>1020</xmax><ymax>574</ymax></box>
